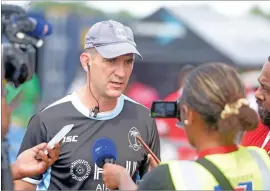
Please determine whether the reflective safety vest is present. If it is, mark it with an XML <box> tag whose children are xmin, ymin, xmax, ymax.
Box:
<box><xmin>165</xmin><ymin>146</ymin><xmax>270</xmax><ymax>190</ymax></box>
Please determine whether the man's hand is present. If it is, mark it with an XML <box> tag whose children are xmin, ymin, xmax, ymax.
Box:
<box><xmin>12</xmin><ymin>142</ymin><xmax>60</xmax><ymax>180</ymax></box>
<box><xmin>103</xmin><ymin>164</ymin><xmax>137</xmax><ymax>190</ymax></box>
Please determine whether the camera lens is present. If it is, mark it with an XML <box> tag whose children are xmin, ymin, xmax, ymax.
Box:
<box><xmin>4</xmin><ymin>61</ymin><xmax>29</xmax><ymax>87</ymax></box>
<box><xmin>4</xmin><ymin>61</ymin><xmax>16</xmax><ymax>82</ymax></box>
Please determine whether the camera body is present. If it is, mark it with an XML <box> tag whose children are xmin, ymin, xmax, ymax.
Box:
<box><xmin>2</xmin><ymin>4</ymin><xmax>41</xmax><ymax>87</ymax></box>
<box><xmin>151</xmin><ymin>100</ymin><xmax>180</xmax><ymax>119</ymax></box>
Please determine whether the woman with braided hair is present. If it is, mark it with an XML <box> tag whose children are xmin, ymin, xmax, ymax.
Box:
<box><xmin>102</xmin><ymin>62</ymin><xmax>270</xmax><ymax>190</ymax></box>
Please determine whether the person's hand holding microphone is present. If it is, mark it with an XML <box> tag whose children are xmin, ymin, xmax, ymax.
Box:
<box><xmin>91</xmin><ymin>137</ymin><xmax>135</xmax><ymax>190</ymax></box>
<box><xmin>97</xmin><ymin>136</ymin><xmax>160</xmax><ymax>190</ymax></box>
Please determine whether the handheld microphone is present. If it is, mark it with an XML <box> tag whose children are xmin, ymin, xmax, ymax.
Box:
<box><xmin>26</xmin><ymin>14</ymin><xmax>53</xmax><ymax>38</ymax></box>
<box><xmin>92</xmin><ymin>137</ymin><xmax>117</xmax><ymax>168</ymax></box>
<box><xmin>12</xmin><ymin>14</ymin><xmax>53</xmax><ymax>38</ymax></box>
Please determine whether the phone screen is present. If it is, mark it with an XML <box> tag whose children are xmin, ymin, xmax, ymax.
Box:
<box><xmin>151</xmin><ymin>101</ymin><xmax>178</xmax><ymax>118</ymax></box>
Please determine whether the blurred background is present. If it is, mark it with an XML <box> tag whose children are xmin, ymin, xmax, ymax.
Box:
<box><xmin>2</xmin><ymin>1</ymin><xmax>270</xmax><ymax>163</ymax></box>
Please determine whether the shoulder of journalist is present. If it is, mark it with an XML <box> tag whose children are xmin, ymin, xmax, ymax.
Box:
<box><xmin>138</xmin><ymin>146</ymin><xmax>270</xmax><ymax>190</ymax></box>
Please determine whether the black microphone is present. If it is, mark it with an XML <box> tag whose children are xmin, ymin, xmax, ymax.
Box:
<box><xmin>92</xmin><ymin>106</ymin><xmax>100</xmax><ymax>118</ymax></box>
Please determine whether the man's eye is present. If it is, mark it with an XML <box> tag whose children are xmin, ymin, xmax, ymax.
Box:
<box><xmin>105</xmin><ymin>59</ymin><xmax>116</xmax><ymax>63</ymax></box>
<box><xmin>127</xmin><ymin>60</ymin><xmax>134</xmax><ymax>64</ymax></box>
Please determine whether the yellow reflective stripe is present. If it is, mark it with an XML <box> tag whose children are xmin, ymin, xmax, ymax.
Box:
<box><xmin>168</xmin><ymin>161</ymin><xmax>203</xmax><ymax>190</ymax></box>
<box><xmin>248</xmin><ymin>149</ymin><xmax>270</xmax><ymax>189</ymax></box>
<box><xmin>208</xmin><ymin>148</ymin><xmax>264</xmax><ymax>189</ymax></box>
<box><xmin>167</xmin><ymin>161</ymin><xmax>186</xmax><ymax>190</ymax></box>
<box><xmin>247</xmin><ymin>146</ymin><xmax>270</xmax><ymax>170</ymax></box>
<box><xmin>165</xmin><ymin>147</ymin><xmax>270</xmax><ymax>190</ymax></box>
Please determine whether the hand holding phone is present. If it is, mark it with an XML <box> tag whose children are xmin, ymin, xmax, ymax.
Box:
<box><xmin>136</xmin><ymin>136</ymin><xmax>160</xmax><ymax>164</ymax></box>
<box><xmin>43</xmin><ymin>124</ymin><xmax>74</xmax><ymax>155</ymax></box>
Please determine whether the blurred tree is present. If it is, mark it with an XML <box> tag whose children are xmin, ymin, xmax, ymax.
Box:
<box><xmin>30</xmin><ymin>1</ymin><xmax>135</xmax><ymax>20</ymax></box>
<box><xmin>30</xmin><ymin>2</ymin><xmax>105</xmax><ymax>16</ymax></box>
<box><xmin>250</xmin><ymin>5</ymin><xmax>270</xmax><ymax>20</ymax></box>
<box><xmin>112</xmin><ymin>10</ymin><xmax>136</xmax><ymax>20</ymax></box>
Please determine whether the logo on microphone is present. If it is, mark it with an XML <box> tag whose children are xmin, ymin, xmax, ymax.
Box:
<box><xmin>128</xmin><ymin>127</ymin><xmax>142</xmax><ymax>151</ymax></box>
<box><xmin>70</xmin><ymin>159</ymin><xmax>91</xmax><ymax>182</ymax></box>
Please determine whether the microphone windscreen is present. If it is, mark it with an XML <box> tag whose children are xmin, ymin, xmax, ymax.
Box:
<box><xmin>27</xmin><ymin>15</ymin><xmax>53</xmax><ymax>37</ymax></box>
<box><xmin>92</xmin><ymin>137</ymin><xmax>117</xmax><ymax>168</ymax></box>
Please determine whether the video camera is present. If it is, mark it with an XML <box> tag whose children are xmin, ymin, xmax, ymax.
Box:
<box><xmin>150</xmin><ymin>100</ymin><xmax>180</xmax><ymax>119</ymax></box>
<box><xmin>1</xmin><ymin>4</ymin><xmax>45</xmax><ymax>87</ymax></box>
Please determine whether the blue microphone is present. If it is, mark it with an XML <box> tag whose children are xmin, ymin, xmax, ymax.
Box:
<box><xmin>26</xmin><ymin>14</ymin><xmax>52</xmax><ymax>38</ymax></box>
<box><xmin>92</xmin><ymin>137</ymin><xmax>118</xmax><ymax>168</ymax></box>
<box><xmin>12</xmin><ymin>14</ymin><xmax>53</xmax><ymax>38</ymax></box>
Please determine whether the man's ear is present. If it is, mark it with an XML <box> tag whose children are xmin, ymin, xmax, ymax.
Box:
<box><xmin>80</xmin><ymin>52</ymin><xmax>90</xmax><ymax>72</ymax></box>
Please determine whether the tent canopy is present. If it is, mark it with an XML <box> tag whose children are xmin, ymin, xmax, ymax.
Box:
<box><xmin>130</xmin><ymin>7</ymin><xmax>234</xmax><ymax>66</ymax></box>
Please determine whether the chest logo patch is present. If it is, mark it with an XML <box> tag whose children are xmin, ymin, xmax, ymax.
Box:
<box><xmin>70</xmin><ymin>159</ymin><xmax>91</xmax><ymax>181</ymax></box>
<box><xmin>128</xmin><ymin>127</ymin><xmax>142</xmax><ymax>151</ymax></box>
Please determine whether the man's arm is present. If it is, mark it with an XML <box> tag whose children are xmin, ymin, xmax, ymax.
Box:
<box><xmin>15</xmin><ymin>113</ymin><xmax>47</xmax><ymax>190</ymax></box>
<box><xmin>139</xmin><ymin>118</ymin><xmax>161</xmax><ymax>177</ymax></box>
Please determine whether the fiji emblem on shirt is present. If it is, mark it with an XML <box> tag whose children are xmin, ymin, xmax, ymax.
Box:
<box><xmin>128</xmin><ymin>127</ymin><xmax>142</xmax><ymax>151</ymax></box>
<box><xmin>70</xmin><ymin>159</ymin><xmax>91</xmax><ymax>182</ymax></box>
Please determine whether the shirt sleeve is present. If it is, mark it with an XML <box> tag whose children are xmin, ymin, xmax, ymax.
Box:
<box><xmin>17</xmin><ymin>113</ymin><xmax>47</xmax><ymax>184</ymax></box>
<box><xmin>138</xmin><ymin>164</ymin><xmax>175</xmax><ymax>190</ymax></box>
<box><xmin>139</xmin><ymin>118</ymin><xmax>161</xmax><ymax>178</ymax></box>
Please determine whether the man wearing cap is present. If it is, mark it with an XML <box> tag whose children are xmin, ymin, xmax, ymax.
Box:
<box><xmin>14</xmin><ymin>20</ymin><xmax>160</xmax><ymax>190</ymax></box>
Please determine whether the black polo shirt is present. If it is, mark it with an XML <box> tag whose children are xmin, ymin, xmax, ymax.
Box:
<box><xmin>18</xmin><ymin>92</ymin><xmax>160</xmax><ymax>190</ymax></box>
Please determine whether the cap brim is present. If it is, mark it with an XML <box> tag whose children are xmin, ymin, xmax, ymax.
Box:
<box><xmin>95</xmin><ymin>42</ymin><xmax>143</xmax><ymax>59</ymax></box>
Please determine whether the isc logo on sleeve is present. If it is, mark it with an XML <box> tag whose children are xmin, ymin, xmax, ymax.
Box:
<box><xmin>62</xmin><ymin>135</ymin><xmax>78</xmax><ymax>143</ymax></box>
<box><xmin>214</xmin><ymin>181</ymin><xmax>253</xmax><ymax>191</ymax></box>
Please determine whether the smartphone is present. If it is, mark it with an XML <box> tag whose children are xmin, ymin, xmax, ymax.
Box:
<box><xmin>150</xmin><ymin>101</ymin><xmax>180</xmax><ymax>118</ymax></box>
<box><xmin>136</xmin><ymin>136</ymin><xmax>160</xmax><ymax>164</ymax></box>
<box><xmin>43</xmin><ymin>124</ymin><xmax>74</xmax><ymax>155</ymax></box>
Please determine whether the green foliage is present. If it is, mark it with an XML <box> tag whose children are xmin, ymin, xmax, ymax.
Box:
<box><xmin>30</xmin><ymin>1</ymin><xmax>135</xmax><ymax>20</ymax></box>
<box><xmin>113</xmin><ymin>10</ymin><xmax>136</xmax><ymax>20</ymax></box>
<box><xmin>250</xmin><ymin>5</ymin><xmax>270</xmax><ymax>20</ymax></box>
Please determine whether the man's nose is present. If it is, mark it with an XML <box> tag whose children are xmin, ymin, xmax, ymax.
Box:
<box><xmin>255</xmin><ymin>87</ymin><xmax>264</xmax><ymax>101</ymax></box>
<box><xmin>114</xmin><ymin>63</ymin><xmax>125</xmax><ymax>78</ymax></box>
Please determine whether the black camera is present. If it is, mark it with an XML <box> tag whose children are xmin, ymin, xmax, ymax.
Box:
<box><xmin>2</xmin><ymin>4</ymin><xmax>40</xmax><ymax>87</ymax></box>
<box><xmin>150</xmin><ymin>101</ymin><xmax>180</xmax><ymax>119</ymax></box>
<box><xmin>2</xmin><ymin>43</ymin><xmax>35</xmax><ymax>87</ymax></box>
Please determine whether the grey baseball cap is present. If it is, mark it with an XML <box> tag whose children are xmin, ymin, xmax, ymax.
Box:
<box><xmin>84</xmin><ymin>20</ymin><xmax>142</xmax><ymax>59</ymax></box>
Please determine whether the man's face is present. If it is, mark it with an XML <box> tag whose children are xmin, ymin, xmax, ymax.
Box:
<box><xmin>90</xmin><ymin>53</ymin><xmax>135</xmax><ymax>98</ymax></box>
<box><xmin>255</xmin><ymin>60</ymin><xmax>270</xmax><ymax>127</ymax></box>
